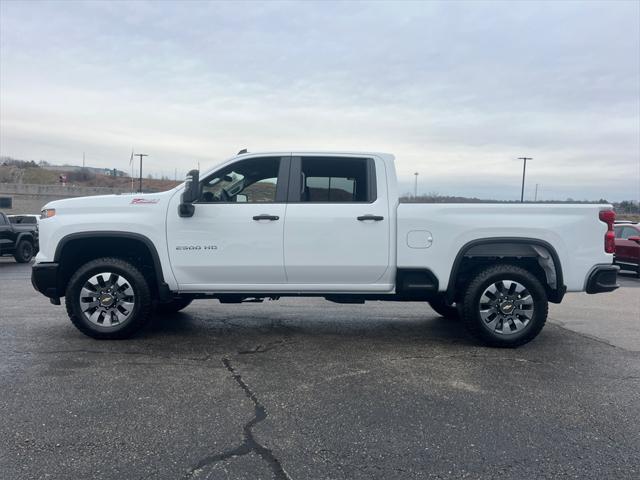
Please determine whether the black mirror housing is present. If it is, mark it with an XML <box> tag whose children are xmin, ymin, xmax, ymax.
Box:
<box><xmin>179</xmin><ymin>169</ymin><xmax>200</xmax><ymax>217</ymax></box>
<box><xmin>178</xmin><ymin>203</ymin><xmax>195</xmax><ymax>217</ymax></box>
<box><xmin>182</xmin><ymin>169</ymin><xmax>200</xmax><ymax>203</ymax></box>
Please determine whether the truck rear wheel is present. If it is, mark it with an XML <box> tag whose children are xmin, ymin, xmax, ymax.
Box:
<box><xmin>14</xmin><ymin>239</ymin><xmax>34</xmax><ymax>263</ymax></box>
<box><xmin>460</xmin><ymin>264</ymin><xmax>548</xmax><ymax>347</ymax></box>
<box><xmin>65</xmin><ymin>257</ymin><xmax>152</xmax><ymax>339</ymax></box>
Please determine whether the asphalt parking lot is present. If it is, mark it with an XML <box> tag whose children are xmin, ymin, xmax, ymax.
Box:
<box><xmin>1</xmin><ymin>259</ymin><xmax>639</xmax><ymax>480</ymax></box>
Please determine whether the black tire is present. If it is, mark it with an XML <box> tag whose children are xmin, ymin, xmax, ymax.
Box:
<box><xmin>460</xmin><ymin>264</ymin><xmax>548</xmax><ymax>348</ymax></box>
<box><xmin>428</xmin><ymin>295</ymin><xmax>460</xmax><ymax>320</ymax></box>
<box><xmin>65</xmin><ymin>257</ymin><xmax>152</xmax><ymax>339</ymax></box>
<box><xmin>14</xmin><ymin>239</ymin><xmax>34</xmax><ymax>263</ymax></box>
<box><xmin>156</xmin><ymin>297</ymin><xmax>193</xmax><ymax>314</ymax></box>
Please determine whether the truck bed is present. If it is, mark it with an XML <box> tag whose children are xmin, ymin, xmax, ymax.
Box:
<box><xmin>396</xmin><ymin>203</ymin><xmax>612</xmax><ymax>292</ymax></box>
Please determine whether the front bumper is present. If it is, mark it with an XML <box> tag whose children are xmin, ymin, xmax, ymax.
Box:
<box><xmin>585</xmin><ymin>265</ymin><xmax>619</xmax><ymax>294</ymax></box>
<box><xmin>31</xmin><ymin>262</ymin><xmax>63</xmax><ymax>301</ymax></box>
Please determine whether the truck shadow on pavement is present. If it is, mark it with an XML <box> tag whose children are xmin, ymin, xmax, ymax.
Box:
<box><xmin>140</xmin><ymin>303</ymin><xmax>494</xmax><ymax>352</ymax></box>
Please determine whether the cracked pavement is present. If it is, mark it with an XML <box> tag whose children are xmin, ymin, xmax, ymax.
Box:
<box><xmin>1</xmin><ymin>259</ymin><xmax>639</xmax><ymax>479</ymax></box>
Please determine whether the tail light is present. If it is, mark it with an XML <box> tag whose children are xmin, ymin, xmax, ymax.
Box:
<box><xmin>599</xmin><ymin>210</ymin><xmax>616</xmax><ymax>254</ymax></box>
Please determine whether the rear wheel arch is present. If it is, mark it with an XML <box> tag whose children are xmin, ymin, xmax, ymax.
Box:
<box><xmin>446</xmin><ymin>237</ymin><xmax>565</xmax><ymax>304</ymax></box>
<box><xmin>54</xmin><ymin>232</ymin><xmax>168</xmax><ymax>299</ymax></box>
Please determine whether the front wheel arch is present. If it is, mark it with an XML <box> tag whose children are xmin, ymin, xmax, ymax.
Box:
<box><xmin>55</xmin><ymin>232</ymin><xmax>170</xmax><ymax>300</ymax></box>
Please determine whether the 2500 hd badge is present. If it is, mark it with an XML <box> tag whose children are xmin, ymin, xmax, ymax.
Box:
<box><xmin>175</xmin><ymin>245</ymin><xmax>218</xmax><ymax>251</ymax></box>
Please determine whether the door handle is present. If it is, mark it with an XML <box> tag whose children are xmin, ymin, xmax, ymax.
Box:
<box><xmin>357</xmin><ymin>215</ymin><xmax>384</xmax><ymax>221</ymax></box>
<box><xmin>253</xmin><ymin>214</ymin><xmax>279</xmax><ymax>221</ymax></box>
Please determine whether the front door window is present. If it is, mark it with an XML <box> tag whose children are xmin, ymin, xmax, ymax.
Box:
<box><xmin>200</xmin><ymin>157</ymin><xmax>281</xmax><ymax>203</ymax></box>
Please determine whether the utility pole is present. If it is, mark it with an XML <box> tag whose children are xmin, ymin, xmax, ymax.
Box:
<box><xmin>82</xmin><ymin>152</ymin><xmax>85</xmax><ymax>168</ymax></box>
<box><xmin>134</xmin><ymin>153</ymin><xmax>148</xmax><ymax>193</ymax></box>
<box><xmin>534</xmin><ymin>183</ymin><xmax>539</xmax><ymax>202</ymax></box>
<box><xmin>518</xmin><ymin>157</ymin><xmax>532</xmax><ymax>203</ymax></box>
<box><xmin>414</xmin><ymin>172</ymin><xmax>419</xmax><ymax>197</ymax></box>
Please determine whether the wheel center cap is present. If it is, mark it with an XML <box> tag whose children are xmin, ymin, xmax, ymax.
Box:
<box><xmin>500</xmin><ymin>301</ymin><xmax>515</xmax><ymax>314</ymax></box>
<box><xmin>99</xmin><ymin>294</ymin><xmax>114</xmax><ymax>307</ymax></box>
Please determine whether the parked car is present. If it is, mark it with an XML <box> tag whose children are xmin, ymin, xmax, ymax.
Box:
<box><xmin>8</xmin><ymin>214</ymin><xmax>40</xmax><ymax>226</ymax></box>
<box><xmin>0</xmin><ymin>211</ymin><xmax>39</xmax><ymax>263</ymax></box>
<box><xmin>614</xmin><ymin>223</ymin><xmax>640</xmax><ymax>277</ymax></box>
<box><xmin>32</xmin><ymin>151</ymin><xmax>619</xmax><ymax>346</ymax></box>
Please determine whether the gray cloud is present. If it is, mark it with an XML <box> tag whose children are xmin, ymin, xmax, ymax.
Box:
<box><xmin>1</xmin><ymin>0</ymin><xmax>638</xmax><ymax>200</ymax></box>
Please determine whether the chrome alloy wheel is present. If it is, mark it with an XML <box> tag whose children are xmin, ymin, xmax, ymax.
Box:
<box><xmin>79</xmin><ymin>272</ymin><xmax>136</xmax><ymax>327</ymax></box>
<box><xmin>478</xmin><ymin>280</ymin><xmax>534</xmax><ymax>335</ymax></box>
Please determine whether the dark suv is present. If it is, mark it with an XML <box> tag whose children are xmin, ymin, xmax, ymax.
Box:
<box><xmin>614</xmin><ymin>223</ymin><xmax>640</xmax><ymax>277</ymax></box>
<box><xmin>0</xmin><ymin>212</ymin><xmax>39</xmax><ymax>263</ymax></box>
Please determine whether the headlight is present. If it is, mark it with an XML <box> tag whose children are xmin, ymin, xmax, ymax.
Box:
<box><xmin>41</xmin><ymin>208</ymin><xmax>56</xmax><ymax>219</ymax></box>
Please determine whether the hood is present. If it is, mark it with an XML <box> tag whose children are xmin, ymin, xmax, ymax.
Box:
<box><xmin>41</xmin><ymin>190</ymin><xmax>175</xmax><ymax>213</ymax></box>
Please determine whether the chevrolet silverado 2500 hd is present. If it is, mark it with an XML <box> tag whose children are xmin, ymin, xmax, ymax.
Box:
<box><xmin>31</xmin><ymin>152</ymin><xmax>619</xmax><ymax>346</ymax></box>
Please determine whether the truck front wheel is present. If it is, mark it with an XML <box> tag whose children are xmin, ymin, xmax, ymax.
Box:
<box><xmin>65</xmin><ymin>257</ymin><xmax>152</xmax><ymax>339</ymax></box>
<box><xmin>14</xmin><ymin>239</ymin><xmax>34</xmax><ymax>263</ymax></box>
<box><xmin>460</xmin><ymin>264</ymin><xmax>548</xmax><ymax>347</ymax></box>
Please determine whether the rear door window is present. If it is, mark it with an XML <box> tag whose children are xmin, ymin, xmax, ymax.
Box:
<box><xmin>297</xmin><ymin>157</ymin><xmax>375</xmax><ymax>203</ymax></box>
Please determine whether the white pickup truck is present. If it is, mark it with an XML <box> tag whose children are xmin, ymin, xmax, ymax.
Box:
<box><xmin>32</xmin><ymin>151</ymin><xmax>619</xmax><ymax>346</ymax></box>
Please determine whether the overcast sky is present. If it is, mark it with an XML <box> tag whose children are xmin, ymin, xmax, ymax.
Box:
<box><xmin>1</xmin><ymin>0</ymin><xmax>638</xmax><ymax>200</ymax></box>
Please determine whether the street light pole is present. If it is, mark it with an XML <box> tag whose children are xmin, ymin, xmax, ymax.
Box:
<box><xmin>518</xmin><ymin>157</ymin><xmax>532</xmax><ymax>203</ymax></box>
<box><xmin>134</xmin><ymin>153</ymin><xmax>148</xmax><ymax>193</ymax></box>
<box><xmin>414</xmin><ymin>172</ymin><xmax>419</xmax><ymax>197</ymax></box>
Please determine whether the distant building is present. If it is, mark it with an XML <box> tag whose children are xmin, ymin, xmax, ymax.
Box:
<box><xmin>41</xmin><ymin>165</ymin><xmax>127</xmax><ymax>177</ymax></box>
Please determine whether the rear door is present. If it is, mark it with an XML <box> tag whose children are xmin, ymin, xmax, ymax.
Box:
<box><xmin>283</xmin><ymin>155</ymin><xmax>390</xmax><ymax>287</ymax></box>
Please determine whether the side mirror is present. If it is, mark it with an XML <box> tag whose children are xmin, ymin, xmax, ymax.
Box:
<box><xmin>628</xmin><ymin>236</ymin><xmax>640</xmax><ymax>244</ymax></box>
<box><xmin>179</xmin><ymin>169</ymin><xmax>200</xmax><ymax>218</ymax></box>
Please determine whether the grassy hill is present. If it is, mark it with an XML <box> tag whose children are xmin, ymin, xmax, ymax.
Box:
<box><xmin>0</xmin><ymin>164</ymin><xmax>180</xmax><ymax>193</ymax></box>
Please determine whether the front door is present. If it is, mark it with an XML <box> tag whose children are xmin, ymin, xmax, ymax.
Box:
<box><xmin>283</xmin><ymin>155</ymin><xmax>391</xmax><ymax>286</ymax></box>
<box><xmin>167</xmin><ymin>156</ymin><xmax>290</xmax><ymax>290</ymax></box>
